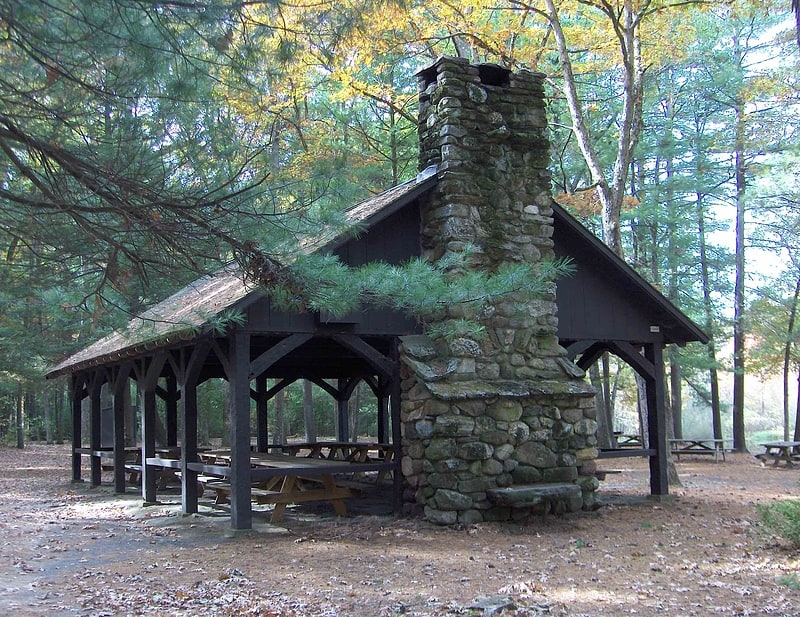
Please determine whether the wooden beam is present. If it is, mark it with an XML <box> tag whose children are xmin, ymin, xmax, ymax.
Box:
<box><xmin>248</xmin><ymin>333</ymin><xmax>313</xmax><ymax>380</ymax></box>
<box><xmin>307</xmin><ymin>377</ymin><xmax>339</xmax><ymax>399</ymax></box>
<box><xmin>327</xmin><ymin>333</ymin><xmax>394</xmax><ymax>379</ymax></box>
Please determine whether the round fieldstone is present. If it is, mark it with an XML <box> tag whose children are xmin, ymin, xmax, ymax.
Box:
<box><xmin>458</xmin><ymin>441</ymin><xmax>494</xmax><ymax>460</ymax></box>
<box><xmin>426</xmin><ymin>438</ymin><xmax>456</xmax><ymax>460</ymax></box>
<box><xmin>424</xmin><ymin>506</ymin><xmax>458</xmax><ymax>525</ymax></box>
<box><xmin>434</xmin><ymin>414</ymin><xmax>475</xmax><ymax>437</ymax></box>
<box><xmin>488</xmin><ymin>399</ymin><xmax>523</xmax><ymax>422</ymax></box>
<box><xmin>513</xmin><ymin>441</ymin><xmax>557</xmax><ymax>467</ymax></box>
<box><xmin>435</xmin><ymin>488</ymin><xmax>473</xmax><ymax>510</ymax></box>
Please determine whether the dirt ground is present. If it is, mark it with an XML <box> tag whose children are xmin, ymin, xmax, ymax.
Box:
<box><xmin>1</xmin><ymin>444</ymin><xmax>800</xmax><ymax>616</ymax></box>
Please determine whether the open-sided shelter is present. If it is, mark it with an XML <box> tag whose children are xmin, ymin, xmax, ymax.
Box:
<box><xmin>47</xmin><ymin>57</ymin><xmax>707</xmax><ymax>530</ymax></box>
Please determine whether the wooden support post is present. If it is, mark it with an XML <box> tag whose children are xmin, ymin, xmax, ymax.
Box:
<box><xmin>112</xmin><ymin>364</ymin><xmax>132</xmax><ymax>494</ymax></box>
<box><xmin>141</xmin><ymin>388</ymin><xmax>158</xmax><ymax>503</ymax></box>
<box><xmin>165</xmin><ymin>374</ymin><xmax>178</xmax><ymax>447</ymax></box>
<box><xmin>180</xmin><ymin>343</ymin><xmax>207</xmax><ymax>515</ymax></box>
<box><xmin>645</xmin><ymin>343</ymin><xmax>669</xmax><ymax>497</ymax></box>
<box><xmin>89</xmin><ymin>374</ymin><xmax>103</xmax><ymax>486</ymax></box>
<box><xmin>229</xmin><ymin>332</ymin><xmax>253</xmax><ymax>530</ymax></box>
<box><xmin>390</xmin><ymin>339</ymin><xmax>403</xmax><ymax>515</ymax></box>
<box><xmin>181</xmin><ymin>383</ymin><xmax>199</xmax><ymax>513</ymax></box>
<box><xmin>71</xmin><ymin>375</ymin><xmax>83</xmax><ymax>483</ymax></box>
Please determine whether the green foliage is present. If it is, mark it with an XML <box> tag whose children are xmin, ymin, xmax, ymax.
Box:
<box><xmin>268</xmin><ymin>249</ymin><xmax>573</xmax><ymax>338</ymax></box>
<box><xmin>778</xmin><ymin>573</ymin><xmax>800</xmax><ymax>590</ymax></box>
<box><xmin>758</xmin><ymin>499</ymin><xmax>800</xmax><ymax>548</ymax></box>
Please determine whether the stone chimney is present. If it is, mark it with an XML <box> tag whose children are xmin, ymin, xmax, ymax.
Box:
<box><xmin>399</xmin><ymin>57</ymin><xmax>597</xmax><ymax>524</ymax></box>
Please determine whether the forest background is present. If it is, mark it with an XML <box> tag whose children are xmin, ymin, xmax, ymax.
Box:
<box><xmin>1</xmin><ymin>0</ymin><xmax>799</xmax><ymax>455</ymax></box>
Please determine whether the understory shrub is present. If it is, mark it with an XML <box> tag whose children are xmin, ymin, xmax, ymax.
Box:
<box><xmin>758</xmin><ymin>499</ymin><xmax>800</xmax><ymax>548</ymax></box>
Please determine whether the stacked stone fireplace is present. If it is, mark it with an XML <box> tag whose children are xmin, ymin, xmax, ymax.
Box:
<box><xmin>399</xmin><ymin>57</ymin><xmax>598</xmax><ymax>524</ymax></box>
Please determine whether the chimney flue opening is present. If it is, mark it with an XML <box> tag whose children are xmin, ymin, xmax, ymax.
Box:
<box><xmin>477</xmin><ymin>63</ymin><xmax>511</xmax><ymax>87</ymax></box>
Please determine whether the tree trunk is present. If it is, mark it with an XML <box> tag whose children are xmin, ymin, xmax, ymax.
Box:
<box><xmin>783</xmin><ymin>275</ymin><xmax>800</xmax><ymax>441</ymax></box>
<box><xmin>42</xmin><ymin>383</ymin><xmax>53</xmax><ymax>444</ymax></box>
<box><xmin>669</xmin><ymin>345</ymin><xmax>683</xmax><ymax>439</ymax></box>
<box><xmin>303</xmin><ymin>380</ymin><xmax>316</xmax><ymax>443</ymax></box>
<box><xmin>590</xmin><ymin>362</ymin><xmax>614</xmax><ymax>449</ymax></box>
<box><xmin>16</xmin><ymin>381</ymin><xmax>25</xmax><ymax>449</ymax></box>
<box><xmin>348</xmin><ymin>383</ymin><xmax>361</xmax><ymax>441</ymax></box>
<box><xmin>696</xmin><ymin>190</ymin><xmax>724</xmax><ymax>441</ymax></box>
<box><xmin>221</xmin><ymin>381</ymin><xmax>231</xmax><ymax>447</ymax></box>
<box><xmin>795</xmin><ymin>365</ymin><xmax>800</xmax><ymax>442</ymax></box>
<box><xmin>544</xmin><ymin>0</ymin><xmax>643</xmax><ymax>255</ymax></box>
<box><xmin>731</xmin><ymin>32</ymin><xmax>748</xmax><ymax>452</ymax></box>
<box><xmin>275</xmin><ymin>388</ymin><xmax>287</xmax><ymax>444</ymax></box>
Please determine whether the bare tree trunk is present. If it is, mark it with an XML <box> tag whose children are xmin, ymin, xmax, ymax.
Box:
<box><xmin>696</xmin><ymin>189</ymin><xmax>724</xmax><ymax>441</ymax></box>
<box><xmin>303</xmin><ymin>380</ymin><xmax>316</xmax><ymax>443</ymax></box>
<box><xmin>275</xmin><ymin>388</ymin><xmax>287</xmax><ymax>445</ymax></box>
<box><xmin>222</xmin><ymin>381</ymin><xmax>231</xmax><ymax>447</ymax></box>
<box><xmin>348</xmin><ymin>383</ymin><xmax>361</xmax><ymax>441</ymax></box>
<box><xmin>669</xmin><ymin>346</ymin><xmax>683</xmax><ymax>439</ymax></box>
<box><xmin>42</xmin><ymin>383</ymin><xmax>53</xmax><ymax>444</ymax></box>
<box><xmin>543</xmin><ymin>0</ymin><xmax>643</xmax><ymax>254</ymax></box>
<box><xmin>795</xmin><ymin>366</ymin><xmax>800</xmax><ymax>442</ymax></box>
<box><xmin>782</xmin><ymin>275</ymin><xmax>800</xmax><ymax>440</ymax></box>
<box><xmin>731</xmin><ymin>32</ymin><xmax>748</xmax><ymax>452</ymax></box>
<box><xmin>589</xmin><ymin>362</ymin><xmax>614</xmax><ymax>449</ymax></box>
<box><xmin>16</xmin><ymin>381</ymin><xmax>25</xmax><ymax>449</ymax></box>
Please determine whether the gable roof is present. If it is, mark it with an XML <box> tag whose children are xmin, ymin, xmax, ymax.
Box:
<box><xmin>46</xmin><ymin>169</ymin><xmax>707</xmax><ymax>379</ymax></box>
<box><xmin>551</xmin><ymin>201</ymin><xmax>709</xmax><ymax>346</ymax></box>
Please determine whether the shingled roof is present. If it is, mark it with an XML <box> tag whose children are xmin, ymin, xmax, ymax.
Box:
<box><xmin>47</xmin><ymin>166</ymin><xmax>706</xmax><ymax>379</ymax></box>
<box><xmin>47</xmin><ymin>169</ymin><xmax>439</xmax><ymax>378</ymax></box>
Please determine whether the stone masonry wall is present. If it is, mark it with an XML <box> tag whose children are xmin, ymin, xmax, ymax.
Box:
<box><xmin>399</xmin><ymin>57</ymin><xmax>597</xmax><ymax>524</ymax></box>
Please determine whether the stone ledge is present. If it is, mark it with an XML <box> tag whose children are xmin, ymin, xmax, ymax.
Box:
<box><xmin>426</xmin><ymin>379</ymin><xmax>595</xmax><ymax>401</ymax></box>
<box><xmin>486</xmin><ymin>483</ymin><xmax>581</xmax><ymax>508</ymax></box>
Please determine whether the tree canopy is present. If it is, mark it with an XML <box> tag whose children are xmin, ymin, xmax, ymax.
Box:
<box><xmin>1</xmin><ymin>0</ymin><xmax>799</xmax><ymax>449</ymax></box>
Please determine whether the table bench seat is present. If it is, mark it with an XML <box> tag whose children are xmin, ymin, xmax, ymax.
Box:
<box><xmin>200</xmin><ymin>476</ymin><xmax>359</xmax><ymax>522</ymax></box>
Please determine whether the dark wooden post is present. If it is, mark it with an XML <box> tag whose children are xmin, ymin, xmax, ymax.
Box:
<box><xmin>71</xmin><ymin>374</ymin><xmax>84</xmax><ymax>483</ymax></box>
<box><xmin>229</xmin><ymin>331</ymin><xmax>253</xmax><ymax>530</ymax></box>
<box><xmin>140</xmin><ymin>354</ymin><xmax>166</xmax><ymax>504</ymax></box>
<box><xmin>391</xmin><ymin>339</ymin><xmax>403</xmax><ymax>514</ymax></box>
<box><xmin>255</xmin><ymin>375</ymin><xmax>268</xmax><ymax>453</ymax></box>
<box><xmin>377</xmin><ymin>376</ymin><xmax>390</xmax><ymax>445</ymax></box>
<box><xmin>645</xmin><ymin>343</ymin><xmax>669</xmax><ymax>497</ymax></box>
<box><xmin>89</xmin><ymin>372</ymin><xmax>103</xmax><ymax>486</ymax></box>
<box><xmin>112</xmin><ymin>363</ymin><xmax>132</xmax><ymax>493</ymax></box>
<box><xmin>165</xmin><ymin>373</ymin><xmax>178</xmax><ymax>447</ymax></box>
<box><xmin>179</xmin><ymin>343</ymin><xmax>208</xmax><ymax>514</ymax></box>
<box><xmin>141</xmin><ymin>387</ymin><xmax>158</xmax><ymax>503</ymax></box>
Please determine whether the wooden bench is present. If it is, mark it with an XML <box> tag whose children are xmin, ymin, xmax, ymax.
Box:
<box><xmin>757</xmin><ymin>442</ymin><xmax>800</xmax><ymax>467</ymax></box>
<box><xmin>669</xmin><ymin>439</ymin><xmax>727</xmax><ymax>462</ymax></box>
<box><xmin>199</xmin><ymin>476</ymin><xmax>359</xmax><ymax>522</ymax></box>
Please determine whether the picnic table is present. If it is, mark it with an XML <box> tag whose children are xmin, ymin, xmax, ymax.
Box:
<box><xmin>616</xmin><ymin>434</ymin><xmax>644</xmax><ymax>448</ymax></box>
<box><xmin>669</xmin><ymin>438</ymin><xmax>728</xmax><ymax>462</ymax></box>
<box><xmin>272</xmin><ymin>441</ymin><xmax>394</xmax><ymax>482</ymax></box>
<box><xmin>757</xmin><ymin>441</ymin><xmax>800</xmax><ymax>467</ymax></box>
<box><xmin>195</xmin><ymin>451</ymin><xmax>363</xmax><ymax>522</ymax></box>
